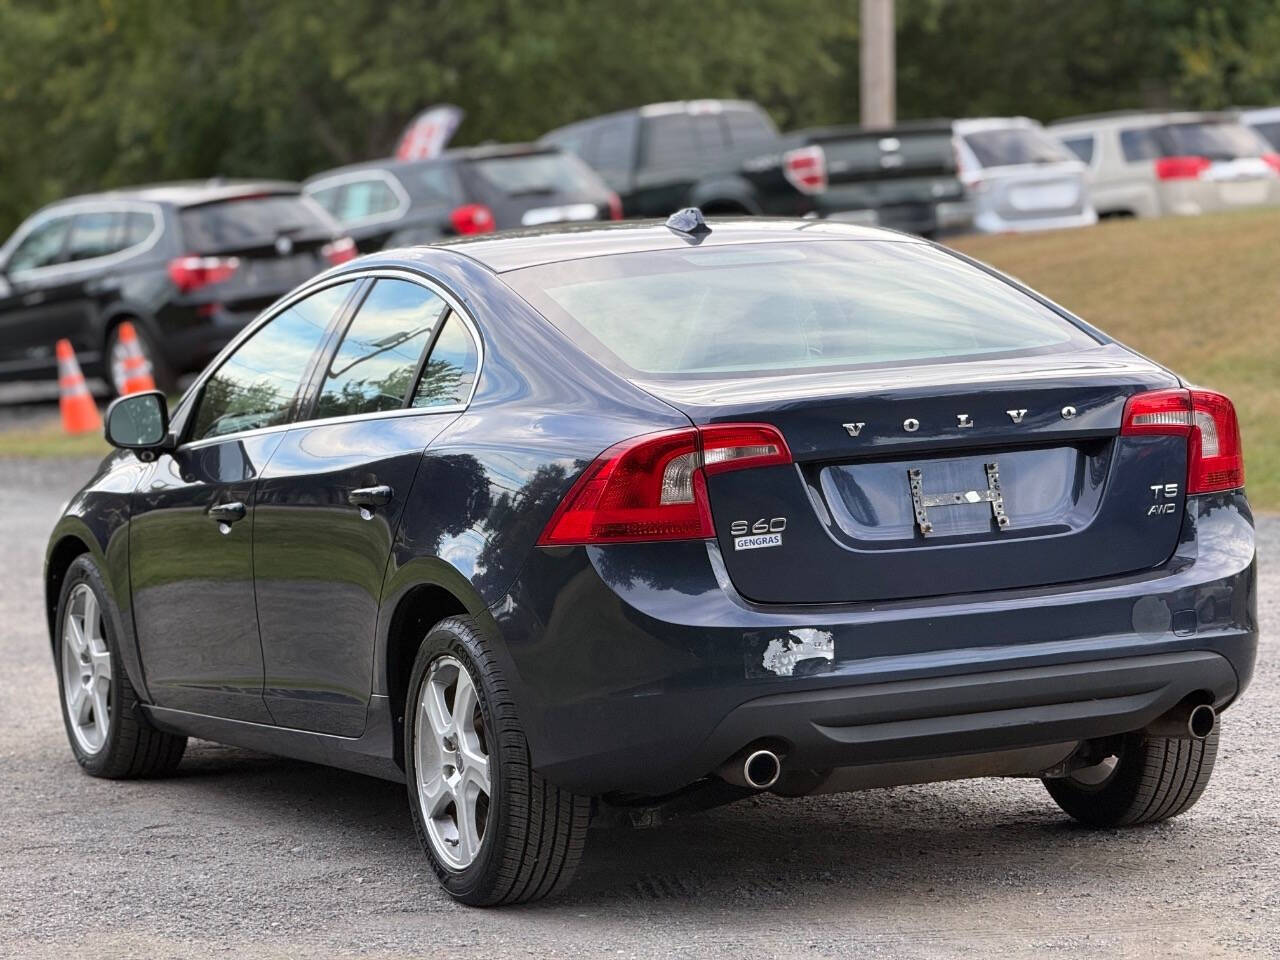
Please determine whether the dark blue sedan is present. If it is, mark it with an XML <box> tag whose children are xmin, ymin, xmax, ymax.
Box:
<box><xmin>45</xmin><ymin>213</ymin><xmax>1257</xmax><ymax>905</ymax></box>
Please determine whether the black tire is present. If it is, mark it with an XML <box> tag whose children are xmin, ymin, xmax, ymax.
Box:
<box><xmin>54</xmin><ymin>555</ymin><xmax>187</xmax><ymax>778</ymax></box>
<box><xmin>403</xmin><ymin>615</ymin><xmax>591</xmax><ymax>906</ymax></box>
<box><xmin>105</xmin><ymin>320</ymin><xmax>176</xmax><ymax>398</ymax></box>
<box><xmin>1043</xmin><ymin>727</ymin><xmax>1219</xmax><ymax>827</ymax></box>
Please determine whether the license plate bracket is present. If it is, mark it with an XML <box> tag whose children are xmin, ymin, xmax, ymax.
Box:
<box><xmin>908</xmin><ymin>461</ymin><xmax>1011</xmax><ymax>537</ymax></box>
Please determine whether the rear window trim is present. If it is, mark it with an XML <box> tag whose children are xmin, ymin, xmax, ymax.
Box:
<box><xmin>303</xmin><ymin>169</ymin><xmax>412</xmax><ymax>228</ymax></box>
<box><xmin>503</xmin><ymin>239</ymin><xmax>1104</xmax><ymax>383</ymax></box>
<box><xmin>1</xmin><ymin>200</ymin><xmax>163</xmax><ymax>280</ymax></box>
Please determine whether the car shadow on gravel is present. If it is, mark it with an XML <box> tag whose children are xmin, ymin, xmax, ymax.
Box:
<box><xmin>152</xmin><ymin>740</ymin><xmax>1193</xmax><ymax>912</ymax></box>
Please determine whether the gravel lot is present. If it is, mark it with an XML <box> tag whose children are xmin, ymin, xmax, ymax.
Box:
<box><xmin>1</xmin><ymin>457</ymin><xmax>1276</xmax><ymax>960</ymax></box>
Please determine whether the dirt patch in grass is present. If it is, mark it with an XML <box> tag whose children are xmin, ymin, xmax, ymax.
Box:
<box><xmin>949</xmin><ymin>206</ymin><xmax>1280</xmax><ymax>509</ymax></box>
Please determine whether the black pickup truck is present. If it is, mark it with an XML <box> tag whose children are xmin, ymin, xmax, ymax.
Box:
<box><xmin>539</xmin><ymin>100</ymin><xmax>823</xmax><ymax>217</ymax></box>
<box><xmin>797</xmin><ymin>120</ymin><xmax>973</xmax><ymax>236</ymax></box>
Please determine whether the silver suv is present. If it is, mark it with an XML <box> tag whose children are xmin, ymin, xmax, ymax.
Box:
<box><xmin>1050</xmin><ymin>111</ymin><xmax>1280</xmax><ymax>218</ymax></box>
<box><xmin>952</xmin><ymin>117</ymin><xmax>1096</xmax><ymax>233</ymax></box>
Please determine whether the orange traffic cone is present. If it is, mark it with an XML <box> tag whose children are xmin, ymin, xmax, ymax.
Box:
<box><xmin>56</xmin><ymin>339</ymin><xmax>103</xmax><ymax>435</ymax></box>
<box><xmin>114</xmin><ymin>321</ymin><xmax>156</xmax><ymax>394</ymax></box>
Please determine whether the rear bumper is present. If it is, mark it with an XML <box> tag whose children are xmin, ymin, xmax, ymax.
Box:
<box><xmin>494</xmin><ymin>493</ymin><xmax>1257</xmax><ymax>796</ymax></box>
<box><xmin>973</xmin><ymin>206</ymin><xmax>1098</xmax><ymax>233</ymax></box>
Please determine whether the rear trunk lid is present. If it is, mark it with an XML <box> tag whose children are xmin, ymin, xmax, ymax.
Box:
<box><xmin>635</xmin><ymin>345</ymin><xmax>1186</xmax><ymax>604</ymax></box>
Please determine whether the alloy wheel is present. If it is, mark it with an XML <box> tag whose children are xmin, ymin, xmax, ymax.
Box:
<box><xmin>61</xmin><ymin>583</ymin><xmax>112</xmax><ymax>755</ymax></box>
<box><xmin>413</xmin><ymin>655</ymin><xmax>492</xmax><ymax>869</ymax></box>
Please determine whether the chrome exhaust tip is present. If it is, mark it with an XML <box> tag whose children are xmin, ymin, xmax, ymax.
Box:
<box><xmin>1146</xmin><ymin>702</ymin><xmax>1217</xmax><ymax>740</ymax></box>
<box><xmin>742</xmin><ymin>749</ymin><xmax>782</xmax><ymax>790</ymax></box>
<box><xmin>718</xmin><ymin>748</ymin><xmax>782</xmax><ymax>790</ymax></box>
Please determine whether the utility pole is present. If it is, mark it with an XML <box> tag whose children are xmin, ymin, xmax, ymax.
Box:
<box><xmin>860</xmin><ymin>0</ymin><xmax>895</xmax><ymax>129</ymax></box>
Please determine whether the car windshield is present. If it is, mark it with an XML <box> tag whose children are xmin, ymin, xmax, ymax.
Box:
<box><xmin>1164</xmin><ymin>121</ymin><xmax>1268</xmax><ymax>160</ymax></box>
<box><xmin>963</xmin><ymin>127</ymin><xmax>1073</xmax><ymax>167</ymax></box>
<box><xmin>505</xmin><ymin>240</ymin><xmax>1096</xmax><ymax>377</ymax></box>
<box><xmin>466</xmin><ymin>152</ymin><xmax>600</xmax><ymax>197</ymax></box>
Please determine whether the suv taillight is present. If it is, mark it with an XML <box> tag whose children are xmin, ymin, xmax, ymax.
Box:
<box><xmin>167</xmin><ymin>255</ymin><xmax>240</xmax><ymax>293</ymax></box>
<box><xmin>1263</xmin><ymin>153</ymin><xmax>1280</xmax><ymax>174</ymax></box>
<box><xmin>450</xmin><ymin>203</ymin><xmax>496</xmax><ymax>235</ymax></box>
<box><xmin>1155</xmin><ymin>155</ymin><xmax>1211</xmax><ymax>180</ymax></box>
<box><xmin>607</xmin><ymin>191</ymin><xmax>624</xmax><ymax>220</ymax></box>
<box><xmin>1121</xmin><ymin>388</ymin><xmax>1244</xmax><ymax>494</ymax></box>
<box><xmin>322</xmin><ymin>236</ymin><xmax>358</xmax><ymax>265</ymax></box>
<box><xmin>782</xmin><ymin>145</ymin><xmax>827</xmax><ymax>195</ymax></box>
<box><xmin>537</xmin><ymin>423</ymin><xmax>792</xmax><ymax>546</ymax></box>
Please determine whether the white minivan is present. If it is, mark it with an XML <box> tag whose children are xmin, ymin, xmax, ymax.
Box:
<box><xmin>952</xmin><ymin>117</ymin><xmax>1097</xmax><ymax>233</ymax></box>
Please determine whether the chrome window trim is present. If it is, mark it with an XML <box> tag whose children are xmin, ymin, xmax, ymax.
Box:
<box><xmin>302</xmin><ymin>169</ymin><xmax>412</xmax><ymax>229</ymax></box>
<box><xmin>0</xmin><ymin>200</ymin><xmax>164</xmax><ymax>281</ymax></box>
<box><xmin>179</xmin><ymin>266</ymin><xmax>484</xmax><ymax>450</ymax></box>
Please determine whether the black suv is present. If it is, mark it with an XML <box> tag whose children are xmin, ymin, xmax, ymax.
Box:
<box><xmin>539</xmin><ymin>99</ymin><xmax>824</xmax><ymax>217</ymax></box>
<box><xmin>304</xmin><ymin>144</ymin><xmax>620</xmax><ymax>253</ymax></box>
<box><xmin>0</xmin><ymin>181</ymin><xmax>354</xmax><ymax>395</ymax></box>
<box><xmin>799</xmin><ymin>121</ymin><xmax>974</xmax><ymax>236</ymax></box>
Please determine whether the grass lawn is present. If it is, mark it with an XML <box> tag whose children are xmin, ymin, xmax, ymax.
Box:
<box><xmin>950</xmin><ymin>206</ymin><xmax>1280</xmax><ymax>510</ymax></box>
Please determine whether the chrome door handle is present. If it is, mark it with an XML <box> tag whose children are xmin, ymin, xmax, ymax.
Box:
<box><xmin>208</xmin><ymin>501</ymin><xmax>246</xmax><ymax>534</ymax></box>
<box><xmin>348</xmin><ymin>485</ymin><xmax>393</xmax><ymax>519</ymax></box>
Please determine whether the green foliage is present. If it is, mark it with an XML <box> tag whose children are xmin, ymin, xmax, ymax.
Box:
<box><xmin>2</xmin><ymin>0</ymin><xmax>1280</xmax><ymax>237</ymax></box>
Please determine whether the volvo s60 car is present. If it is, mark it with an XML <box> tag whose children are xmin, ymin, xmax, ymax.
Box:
<box><xmin>0</xmin><ymin>181</ymin><xmax>355</xmax><ymax>395</ymax></box>
<box><xmin>46</xmin><ymin>213</ymin><xmax>1257</xmax><ymax>906</ymax></box>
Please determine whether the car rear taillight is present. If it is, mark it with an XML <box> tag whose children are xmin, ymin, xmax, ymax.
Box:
<box><xmin>782</xmin><ymin>145</ymin><xmax>827</xmax><ymax>195</ymax></box>
<box><xmin>450</xmin><ymin>203</ymin><xmax>496</xmax><ymax>235</ymax></box>
<box><xmin>1121</xmin><ymin>388</ymin><xmax>1244</xmax><ymax>494</ymax></box>
<box><xmin>167</xmin><ymin>255</ymin><xmax>240</xmax><ymax>293</ymax></box>
<box><xmin>1154</xmin><ymin>155</ymin><xmax>1212</xmax><ymax>180</ymax></box>
<box><xmin>537</xmin><ymin>423</ymin><xmax>792</xmax><ymax>546</ymax></box>
<box><xmin>607</xmin><ymin>192</ymin><xmax>624</xmax><ymax>220</ymax></box>
<box><xmin>322</xmin><ymin>236</ymin><xmax>358</xmax><ymax>266</ymax></box>
<box><xmin>1263</xmin><ymin>153</ymin><xmax>1280</xmax><ymax>174</ymax></box>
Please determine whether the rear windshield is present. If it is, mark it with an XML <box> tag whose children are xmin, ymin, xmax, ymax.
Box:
<box><xmin>1163</xmin><ymin>121</ymin><xmax>1268</xmax><ymax>160</ymax></box>
<box><xmin>180</xmin><ymin>194</ymin><xmax>333</xmax><ymax>251</ymax></box>
<box><xmin>466</xmin><ymin>151</ymin><xmax>601</xmax><ymax>198</ymax></box>
<box><xmin>963</xmin><ymin>127</ymin><xmax>1073</xmax><ymax>168</ymax></box>
<box><xmin>822</xmin><ymin>131</ymin><xmax>954</xmax><ymax>174</ymax></box>
<box><xmin>505</xmin><ymin>241</ymin><xmax>1096</xmax><ymax>377</ymax></box>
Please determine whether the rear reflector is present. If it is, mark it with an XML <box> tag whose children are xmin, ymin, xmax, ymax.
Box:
<box><xmin>322</xmin><ymin>236</ymin><xmax>358</xmax><ymax>266</ymax></box>
<box><xmin>1154</xmin><ymin>155</ymin><xmax>1211</xmax><ymax>181</ymax></box>
<box><xmin>1121</xmin><ymin>388</ymin><xmax>1244</xmax><ymax>494</ymax></box>
<box><xmin>537</xmin><ymin>423</ymin><xmax>791</xmax><ymax>545</ymax></box>
<box><xmin>450</xmin><ymin>203</ymin><xmax>496</xmax><ymax>235</ymax></box>
<box><xmin>782</xmin><ymin>145</ymin><xmax>828</xmax><ymax>195</ymax></box>
<box><xmin>167</xmin><ymin>255</ymin><xmax>240</xmax><ymax>293</ymax></box>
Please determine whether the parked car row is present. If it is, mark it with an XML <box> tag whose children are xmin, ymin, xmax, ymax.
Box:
<box><xmin>3</xmin><ymin>101</ymin><xmax>1279</xmax><ymax>397</ymax></box>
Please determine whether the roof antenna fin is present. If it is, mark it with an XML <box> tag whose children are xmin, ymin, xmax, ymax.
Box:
<box><xmin>665</xmin><ymin>207</ymin><xmax>711</xmax><ymax>241</ymax></box>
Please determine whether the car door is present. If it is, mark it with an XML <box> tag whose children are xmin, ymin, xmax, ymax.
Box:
<box><xmin>130</xmin><ymin>279</ymin><xmax>361</xmax><ymax>722</ymax></box>
<box><xmin>253</xmin><ymin>275</ymin><xmax>480</xmax><ymax>737</ymax></box>
<box><xmin>0</xmin><ymin>211</ymin><xmax>77</xmax><ymax>376</ymax></box>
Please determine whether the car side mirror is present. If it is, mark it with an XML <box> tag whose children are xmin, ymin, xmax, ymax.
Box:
<box><xmin>105</xmin><ymin>390</ymin><xmax>173</xmax><ymax>458</ymax></box>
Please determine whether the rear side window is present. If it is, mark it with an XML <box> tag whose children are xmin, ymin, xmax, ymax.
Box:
<box><xmin>642</xmin><ymin>113</ymin><xmax>700</xmax><ymax>167</ymax></box>
<box><xmin>309</xmin><ymin>177</ymin><xmax>403</xmax><ymax>224</ymax></box>
<box><xmin>586</xmin><ymin>117</ymin><xmax>639</xmax><ymax>180</ymax></box>
<box><xmin>191</xmin><ymin>282</ymin><xmax>354</xmax><ymax>440</ymax></box>
<box><xmin>504</xmin><ymin>241</ymin><xmax>1096</xmax><ymax>377</ymax></box>
<box><xmin>314</xmin><ymin>278</ymin><xmax>448</xmax><ymax>419</ymax></box>
<box><xmin>1059</xmin><ymin>135</ymin><xmax>1095</xmax><ymax>164</ymax></box>
<box><xmin>411</xmin><ymin>313</ymin><xmax>479</xmax><ymax>408</ymax></box>
<box><xmin>1251</xmin><ymin>121</ymin><xmax>1280</xmax><ymax>150</ymax></box>
<box><xmin>723</xmin><ymin>107</ymin><xmax>778</xmax><ymax>147</ymax></box>
<box><xmin>1119</xmin><ymin>128</ymin><xmax>1163</xmax><ymax>162</ymax></box>
<box><xmin>180</xmin><ymin>195</ymin><xmax>332</xmax><ymax>252</ymax></box>
<box><xmin>406</xmin><ymin>163</ymin><xmax>462</xmax><ymax>205</ymax></box>
<box><xmin>962</xmin><ymin>127</ymin><xmax>1073</xmax><ymax>167</ymax></box>
<box><xmin>66</xmin><ymin>211</ymin><xmax>122</xmax><ymax>261</ymax></box>
<box><xmin>466</xmin><ymin>152</ymin><xmax>602</xmax><ymax>197</ymax></box>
